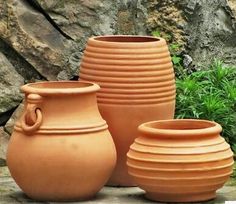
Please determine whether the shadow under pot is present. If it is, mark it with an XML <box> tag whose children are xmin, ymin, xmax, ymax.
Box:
<box><xmin>79</xmin><ymin>35</ymin><xmax>176</xmax><ymax>186</ymax></box>
<box><xmin>7</xmin><ymin>81</ymin><xmax>116</xmax><ymax>202</ymax></box>
<box><xmin>127</xmin><ymin>119</ymin><xmax>234</xmax><ymax>203</ymax></box>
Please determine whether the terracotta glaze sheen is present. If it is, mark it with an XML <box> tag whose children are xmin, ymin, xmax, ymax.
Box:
<box><xmin>127</xmin><ymin>119</ymin><xmax>234</xmax><ymax>203</ymax></box>
<box><xmin>7</xmin><ymin>81</ymin><xmax>116</xmax><ymax>201</ymax></box>
<box><xmin>79</xmin><ymin>35</ymin><xmax>176</xmax><ymax>186</ymax></box>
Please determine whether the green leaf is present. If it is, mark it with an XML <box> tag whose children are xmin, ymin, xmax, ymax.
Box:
<box><xmin>172</xmin><ymin>56</ymin><xmax>181</xmax><ymax>65</ymax></box>
<box><xmin>170</xmin><ymin>43</ymin><xmax>180</xmax><ymax>52</ymax></box>
<box><xmin>151</xmin><ymin>31</ymin><xmax>161</xmax><ymax>37</ymax></box>
<box><xmin>232</xmin><ymin>144</ymin><xmax>236</xmax><ymax>153</ymax></box>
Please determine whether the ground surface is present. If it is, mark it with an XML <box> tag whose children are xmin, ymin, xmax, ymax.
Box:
<box><xmin>0</xmin><ymin>166</ymin><xmax>236</xmax><ymax>204</ymax></box>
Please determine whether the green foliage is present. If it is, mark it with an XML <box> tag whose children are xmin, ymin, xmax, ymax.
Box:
<box><xmin>151</xmin><ymin>30</ymin><xmax>172</xmax><ymax>41</ymax></box>
<box><xmin>176</xmin><ymin>60</ymin><xmax>236</xmax><ymax>151</ymax></box>
<box><xmin>151</xmin><ymin>30</ymin><xmax>161</xmax><ymax>37</ymax></box>
<box><xmin>151</xmin><ymin>30</ymin><xmax>236</xmax><ymax>151</ymax></box>
<box><xmin>169</xmin><ymin>43</ymin><xmax>181</xmax><ymax>53</ymax></box>
<box><xmin>171</xmin><ymin>56</ymin><xmax>182</xmax><ymax>66</ymax></box>
<box><xmin>170</xmin><ymin>45</ymin><xmax>185</xmax><ymax>79</ymax></box>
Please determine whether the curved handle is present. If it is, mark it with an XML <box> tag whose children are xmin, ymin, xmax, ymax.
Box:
<box><xmin>21</xmin><ymin>94</ymin><xmax>43</xmax><ymax>134</ymax></box>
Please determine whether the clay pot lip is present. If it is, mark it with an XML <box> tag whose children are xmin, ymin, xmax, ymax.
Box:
<box><xmin>89</xmin><ymin>35</ymin><xmax>166</xmax><ymax>46</ymax></box>
<box><xmin>138</xmin><ymin>119</ymin><xmax>222</xmax><ymax>137</ymax></box>
<box><xmin>21</xmin><ymin>81</ymin><xmax>100</xmax><ymax>95</ymax></box>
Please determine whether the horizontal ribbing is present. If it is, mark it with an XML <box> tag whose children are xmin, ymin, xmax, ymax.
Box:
<box><xmin>97</xmin><ymin>95</ymin><xmax>175</xmax><ymax>105</ymax></box>
<box><xmin>80</xmin><ymin>73</ymin><xmax>175</xmax><ymax>83</ymax></box>
<box><xmin>81</xmin><ymin>61</ymin><xmax>173</xmax><ymax>71</ymax></box>
<box><xmin>127</xmin><ymin>149</ymin><xmax>233</xmax><ymax>163</ymax></box>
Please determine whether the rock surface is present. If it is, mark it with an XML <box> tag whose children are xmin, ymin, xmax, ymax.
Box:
<box><xmin>0</xmin><ymin>128</ymin><xmax>10</xmax><ymax>166</ymax></box>
<box><xmin>0</xmin><ymin>52</ymin><xmax>24</xmax><ymax>125</ymax></box>
<box><xmin>36</xmin><ymin>0</ymin><xmax>147</xmax><ymax>39</ymax></box>
<box><xmin>146</xmin><ymin>0</ymin><xmax>186</xmax><ymax>45</ymax></box>
<box><xmin>0</xmin><ymin>0</ymin><xmax>147</xmax><ymax>82</ymax></box>
<box><xmin>0</xmin><ymin>38</ymin><xmax>44</xmax><ymax>83</ymax></box>
<box><xmin>0</xmin><ymin>0</ymin><xmax>77</xmax><ymax>81</ymax></box>
<box><xmin>33</xmin><ymin>0</ymin><xmax>147</xmax><ymax>77</ymax></box>
<box><xmin>0</xmin><ymin>166</ymin><xmax>236</xmax><ymax>204</ymax></box>
<box><xmin>2</xmin><ymin>0</ymin><xmax>235</xmax><ymax>76</ymax></box>
<box><xmin>183</xmin><ymin>0</ymin><xmax>236</xmax><ymax>66</ymax></box>
<box><xmin>4</xmin><ymin>103</ymin><xmax>24</xmax><ymax>135</ymax></box>
<box><xmin>0</xmin><ymin>0</ymin><xmax>148</xmax><ymax>127</ymax></box>
<box><xmin>146</xmin><ymin>0</ymin><xmax>236</xmax><ymax>67</ymax></box>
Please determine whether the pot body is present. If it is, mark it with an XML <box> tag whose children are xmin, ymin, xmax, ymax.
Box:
<box><xmin>127</xmin><ymin>119</ymin><xmax>234</xmax><ymax>202</ymax></box>
<box><xmin>7</xmin><ymin>81</ymin><xmax>116</xmax><ymax>201</ymax></box>
<box><xmin>79</xmin><ymin>35</ymin><xmax>176</xmax><ymax>186</ymax></box>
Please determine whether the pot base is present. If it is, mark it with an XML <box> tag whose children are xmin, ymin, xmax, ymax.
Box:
<box><xmin>145</xmin><ymin>191</ymin><xmax>216</xmax><ymax>203</ymax></box>
<box><xmin>106</xmin><ymin>181</ymin><xmax>136</xmax><ymax>187</ymax></box>
<box><xmin>25</xmin><ymin>193</ymin><xmax>95</xmax><ymax>202</ymax></box>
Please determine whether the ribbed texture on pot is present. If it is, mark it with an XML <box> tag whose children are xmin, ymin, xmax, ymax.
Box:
<box><xmin>127</xmin><ymin>120</ymin><xmax>234</xmax><ymax>202</ymax></box>
<box><xmin>79</xmin><ymin>36</ymin><xmax>175</xmax><ymax>105</ymax></box>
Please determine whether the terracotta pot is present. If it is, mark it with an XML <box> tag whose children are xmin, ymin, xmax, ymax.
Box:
<box><xmin>79</xmin><ymin>35</ymin><xmax>176</xmax><ymax>186</ymax></box>
<box><xmin>7</xmin><ymin>81</ymin><xmax>116</xmax><ymax>201</ymax></box>
<box><xmin>127</xmin><ymin>119</ymin><xmax>234</xmax><ymax>203</ymax></box>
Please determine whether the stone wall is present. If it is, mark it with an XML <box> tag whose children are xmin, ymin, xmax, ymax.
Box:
<box><xmin>1</xmin><ymin>0</ymin><xmax>236</xmax><ymax>165</ymax></box>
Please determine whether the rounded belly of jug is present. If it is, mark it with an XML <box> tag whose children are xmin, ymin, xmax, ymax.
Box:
<box><xmin>7</xmin><ymin>129</ymin><xmax>116</xmax><ymax>201</ymax></box>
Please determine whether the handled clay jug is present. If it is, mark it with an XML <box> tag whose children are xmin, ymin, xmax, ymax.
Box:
<box><xmin>7</xmin><ymin>81</ymin><xmax>116</xmax><ymax>201</ymax></box>
<box><xmin>79</xmin><ymin>35</ymin><xmax>176</xmax><ymax>186</ymax></box>
<box><xmin>127</xmin><ymin>119</ymin><xmax>234</xmax><ymax>202</ymax></box>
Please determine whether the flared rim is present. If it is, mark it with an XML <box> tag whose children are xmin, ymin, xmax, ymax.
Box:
<box><xmin>87</xmin><ymin>35</ymin><xmax>167</xmax><ymax>48</ymax></box>
<box><xmin>21</xmin><ymin>81</ymin><xmax>100</xmax><ymax>95</ymax></box>
<box><xmin>138</xmin><ymin>119</ymin><xmax>222</xmax><ymax>137</ymax></box>
<box><xmin>91</xmin><ymin>35</ymin><xmax>162</xmax><ymax>43</ymax></box>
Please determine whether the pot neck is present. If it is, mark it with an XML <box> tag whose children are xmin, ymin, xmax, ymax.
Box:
<box><xmin>88</xmin><ymin>35</ymin><xmax>167</xmax><ymax>48</ymax></box>
<box><xmin>21</xmin><ymin>81</ymin><xmax>100</xmax><ymax>96</ymax></box>
<box><xmin>138</xmin><ymin>119</ymin><xmax>222</xmax><ymax>139</ymax></box>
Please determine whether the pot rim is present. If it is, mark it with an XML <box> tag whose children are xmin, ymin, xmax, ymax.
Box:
<box><xmin>138</xmin><ymin>119</ymin><xmax>222</xmax><ymax>137</ymax></box>
<box><xmin>21</xmin><ymin>81</ymin><xmax>100</xmax><ymax>95</ymax></box>
<box><xmin>89</xmin><ymin>35</ymin><xmax>165</xmax><ymax>44</ymax></box>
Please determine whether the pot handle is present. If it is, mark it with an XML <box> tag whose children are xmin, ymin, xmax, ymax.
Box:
<box><xmin>21</xmin><ymin>94</ymin><xmax>43</xmax><ymax>134</ymax></box>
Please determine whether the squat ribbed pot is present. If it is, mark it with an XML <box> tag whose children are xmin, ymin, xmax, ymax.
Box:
<box><xmin>127</xmin><ymin>119</ymin><xmax>234</xmax><ymax>203</ymax></box>
<box><xmin>79</xmin><ymin>35</ymin><xmax>176</xmax><ymax>186</ymax></box>
<box><xmin>7</xmin><ymin>81</ymin><xmax>116</xmax><ymax>201</ymax></box>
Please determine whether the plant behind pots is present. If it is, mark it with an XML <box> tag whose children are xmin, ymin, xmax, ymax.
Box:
<box><xmin>175</xmin><ymin>59</ymin><xmax>236</xmax><ymax>153</ymax></box>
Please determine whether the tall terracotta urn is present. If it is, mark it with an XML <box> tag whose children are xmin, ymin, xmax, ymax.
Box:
<box><xmin>7</xmin><ymin>81</ymin><xmax>116</xmax><ymax>201</ymax></box>
<box><xmin>79</xmin><ymin>35</ymin><xmax>176</xmax><ymax>186</ymax></box>
<box><xmin>127</xmin><ymin>119</ymin><xmax>234</xmax><ymax>202</ymax></box>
